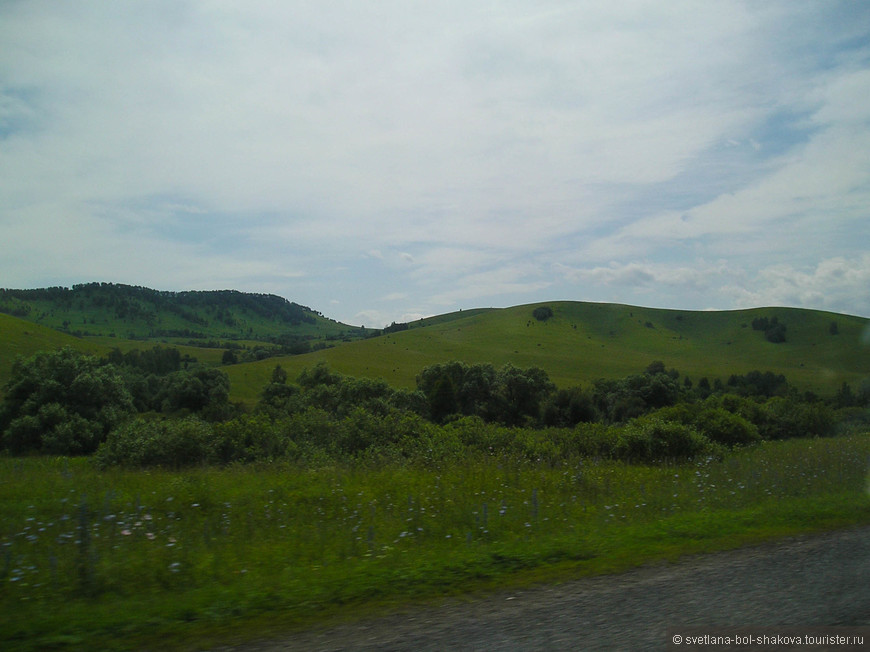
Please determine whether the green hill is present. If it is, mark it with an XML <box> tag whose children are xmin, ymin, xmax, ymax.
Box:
<box><xmin>2</xmin><ymin>292</ymin><xmax>867</xmax><ymax>407</ymax></box>
<box><xmin>0</xmin><ymin>313</ymin><xmax>108</xmax><ymax>389</ymax></box>
<box><xmin>0</xmin><ymin>283</ymin><xmax>368</xmax><ymax>344</ymax></box>
<box><xmin>225</xmin><ymin>301</ymin><xmax>870</xmax><ymax>404</ymax></box>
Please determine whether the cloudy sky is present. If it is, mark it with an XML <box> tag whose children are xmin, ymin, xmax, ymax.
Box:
<box><xmin>1</xmin><ymin>1</ymin><xmax>869</xmax><ymax>326</ymax></box>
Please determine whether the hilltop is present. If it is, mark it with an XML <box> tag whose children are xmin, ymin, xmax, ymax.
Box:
<box><xmin>224</xmin><ymin>301</ymin><xmax>870</xmax><ymax>403</ymax></box>
<box><xmin>0</xmin><ymin>283</ymin><xmax>368</xmax><ymax>344</ymax></box>
<box><xmin>0</xmin><ymin>289</ymin><xmax>867</xmax><ymax>405</ymax></box>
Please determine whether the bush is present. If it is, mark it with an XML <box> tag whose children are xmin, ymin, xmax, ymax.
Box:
<box><xmin>694</xmin><ymin>407</ymin><xmax>760</xmax><ymax>447</ymax></box>
<box><xmin>95</xmin><ymin>417</ymin><xmax>217</xmax><ymax>468</ymax></box>
<box><xmin>212</xmin><ymin>413</ymin><xmax>298</xmax><ymax>464</ymax></box>
<box><xmin>760</xmin><ymin>397</ymin><xmax>836</xmax><ymax>440</ymax></box>
<box><xmin>542</xmin><ymin>387</ymin><xmax>596</xmax><ymax>427</ymax></box>
<box><xmin>532</xmin><ymin>306</ymin><xmax>554</xmax><ymax>321</ymax></box>
<box><xmin>0</xmin><ymin>348</ymin><xmax>134</xmax><ymax>454</ymax></box>
<box><xmin>617</xmin><ymin>417</ymin><xmax>713</xmax><ymax>461</ymax></box>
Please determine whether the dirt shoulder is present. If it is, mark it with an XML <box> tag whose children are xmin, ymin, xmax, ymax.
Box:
<box><xmin>213</xmin><ymin>526</ymin><xmax>870</xmax><ymax>651</ymax></box>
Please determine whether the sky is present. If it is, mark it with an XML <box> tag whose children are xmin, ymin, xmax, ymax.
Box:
<box><xmin>1</xmin><ymin>1</ymin><xmax>869</xmax><ymax>327</ymax></box>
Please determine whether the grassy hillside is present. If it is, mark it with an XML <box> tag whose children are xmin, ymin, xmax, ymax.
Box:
<box><xmin>225</xmin><ymin>302</ymin><xmax>870</xmax><ymax>404</ymax></box>
<box><xmin>2</xmin><ymin>296</ymin><xmax>867</xmax><ymax>406</ymax></box>
<box><xmin>0</xmin><ymin>283</ymin><xmax>367</xmax><ymax>344</ymax></box>
<box><xmin>0</xmin><ymin>313</ymin><xmax>108</xmax><ymax>389</ymax></box>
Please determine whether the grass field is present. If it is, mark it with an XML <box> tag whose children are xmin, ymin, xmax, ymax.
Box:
<box><xmin>3</xmin><ymin>300</ymin><xmax>869</xmax><ymax>408</ymax></box>
<box><xmin>224</xmin><ymin>302</ymin><xmax>870</xmax><ymax>405</ymax></box>
<box><xmin>0</xmin><ymin>314</ymin><xmax>107</xmax><ymax>390</ymax></box>
<box><xmin>1</xmin><ymin>434</ymin><xmax>868</xmax><ymax>651</ymax></box>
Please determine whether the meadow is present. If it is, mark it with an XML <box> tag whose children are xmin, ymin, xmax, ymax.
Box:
<box><xmin>2</xmin><ymin>434</ymin><xmax>868</xmax><ymax>651</ymax></box>
<box><xmin>2</xmin><ymin>296</ymin><xmax>869</xmax><ymax>649</ymax></box>
<box><xmin>224</xmin><ymin>302</ymin><xmax>870</xmax><ymax>404</ymax></box>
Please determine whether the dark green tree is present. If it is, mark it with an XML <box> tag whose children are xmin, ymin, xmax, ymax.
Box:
<box><xmin>429</xmin><ymin>374</ymin><xmax>459</xmax><ymax>423</ymax></box>
<box><xmin>542</xmin><ymin>386</ymin><xmax>596</xmax><ymax>427</ymax></box>
<box><xmin>0</xmin><ymin>348</ymin><xmax>134</xmax><ymax>454</ymax></box>
<box><xmin>158</xmin><ymin>367</ymin><xmax>230</xmax><ymax>414</ymax></box>
<box><xmin>494</xmin><ymin>364</ymin><xmax>555</xmax><ymax>425</ymax></box>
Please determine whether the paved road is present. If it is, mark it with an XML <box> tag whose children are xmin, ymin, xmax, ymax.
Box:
<box><xmin>218</xmin><ymin>526</ymin><xmax>870</xmax><ymax>651</ymax></box>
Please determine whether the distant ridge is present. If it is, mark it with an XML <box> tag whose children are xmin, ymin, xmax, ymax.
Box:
<box><xmin>0</xmin><ymin>288</ymin><xmax>867</xmax><ymax>404</ymax></box>
<box><xmin>0</xmin><ymin>282</ymin><xmax>367</xmax><ymax>342</ymax></box>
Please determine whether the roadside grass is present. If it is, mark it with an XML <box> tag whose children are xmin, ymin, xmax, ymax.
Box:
<box><xmin>1</xmin><ymin>434</ymin><xmax>868</xmax><ymax>651</ymax></box>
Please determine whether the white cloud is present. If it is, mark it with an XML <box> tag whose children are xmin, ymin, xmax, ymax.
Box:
<box><xmin>380</xmin><ymin>292</ymin><xmax>408</xmax><ymax>302</ymax></box>
<box><xmin>428</xmin><ymin>262</ymin><xmax>550</xmax><ymax>306</ymax></box>
<box><xmin>1</xmin><ymin>1</ymin><xmax>868</xmax><ymax>323</ymax></box>
<box><xmin>728</xmin><ymin>255</ymin><xmax>870</xmax><ymax>317</ymax></box>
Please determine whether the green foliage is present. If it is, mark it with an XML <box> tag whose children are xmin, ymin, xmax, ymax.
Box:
<box><xmin>592</xmin><ymin>367</ymin><xmax>682</xmax><ymax>423</ymax></box>
<box><xmin>726</xmin><ymin>370</ymin><xmax>788</xmax><ymax>397</ymax></box>
<box><xmin>759</xmin><ymin>397</ymin><xmax>836</xmax><ymax>440</ymax></box>
<box><xmin>693</xmin><ymin>408</ymin><xmax>760</xmax><ymax>447</ymax></box>
<box><xmin>496</xmin><ymin>364</ymin><xmax>556</xmax><ymax>425</ymax></box>
<box><xmin>0</xmin><ymin>348</ymin><xmax>134</xmax><ymax>454</ymax></box>
<box><xmin>652</xmin><ymin>402</ymin><xmax>760</xmax><ymax>448</ymax></box>
<box><xmin>541</xmin><ymin>386</ymin><xmax>596</xmax><ymax>427</ymax></box>
<box><xmin>617</xmin><ymin>416</ymin><xmax>714</xmax><ymax>461</ymax></box>
<box><xmin>212</xmin><ymin>413</ymin><xmax>298</xmax><ymax>464</ymax></box>
<box><xmin>0</xmin><ymin>282</ymin><xmax>370</xmax><ymax>345</ymax></box>
<box><xmin>417</xmin><ymin>361</ymin><xmax>554</xmax><ymax>425</ymax></box>
<box><xmin>532</xmin><ymin>306</ymin><xmax>553</xmax><ymax>321</ymax></box>
<box><xmin>105</xmin><ymin>345</ymin><xmax>184</xmax><ymax>374</ymax></box>
<box><xmin>94</xmin><ymin>416</ymin><xmax>217</xmax><ymax>468</ymax></box>
<box><xmin>157</xmin><ymin>367</ymin><xmax>230</xmax><ymax>415</ymax></box>
<box><xmin>226</xmin><ymin>302</ymin><xmax>870</xmax><ymax>405</ymax></box>
<box><xmin>4</xmin><ymin>436</ymin><xmax>868</xmax><ymax>649</ymax></box>
<box><xmin>429</xmin><ymin>373</ymin><xmax>458</xmax><ymax>424</ymax></box>
<box><xmin>752</xmin><ymin>315</ymin><xmax>787</xmax><ymax>343</ymax></box>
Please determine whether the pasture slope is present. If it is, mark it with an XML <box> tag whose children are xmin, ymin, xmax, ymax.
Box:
<box><xmin>0</xmin><ymin>313</ymin><xmax>107</xmax><ymax>389</ymax></box>
<box><xmin>224</xmin><ymin>301</ymin><xmax>870</xmax><ymax>404</ymax></box>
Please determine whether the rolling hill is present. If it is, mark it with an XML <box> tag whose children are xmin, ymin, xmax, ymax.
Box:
<box><xmin>1</xmin><ymin>289</ymin><xmax>867</xmax><ymax>406</ymax></box>
<box><xmin>0</xmin><ymin>312</ymin><xmax>108</xmax><ymax>389</ymax></box>
<box><xmin>224</xmin><ymin>301</ymin><xmax>870</xmax><ymax>404</ymax></box>
<box><xmin>0</xmin><ymin>283</ymin><xmax>367</xmax><ymax>343</ymax></box>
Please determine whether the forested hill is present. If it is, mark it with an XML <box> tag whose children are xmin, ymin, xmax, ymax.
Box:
<box><xmin>0</xmin><ymin>283</ymin><xmax>367</xmax><ymax>343</ymax></box>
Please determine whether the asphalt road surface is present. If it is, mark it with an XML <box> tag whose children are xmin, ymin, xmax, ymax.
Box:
<box><xmin>216</xmin><ymin>526</ymin><xmax>869</xmax><ymax>651</ymax></box>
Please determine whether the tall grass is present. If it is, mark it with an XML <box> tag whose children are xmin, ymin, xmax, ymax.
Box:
<box><xmin>1</xmin><ymin>435</ymin><xmax>868</xmax><ymax>650</ymax></box>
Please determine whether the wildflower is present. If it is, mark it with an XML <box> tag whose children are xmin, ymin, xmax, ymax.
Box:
<box><xmin>146</xmin><ymin>532</ymin><xmax>156</xmax><ymax>540</ymax></box>
<box><xmin>121</xmin><ymin>529</ymin><xmax>132</xmax><ymax>536</ymax></box>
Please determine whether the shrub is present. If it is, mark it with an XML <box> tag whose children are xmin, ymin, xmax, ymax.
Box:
<box><xmin>532</xmin><ymin>306</ymin><xmax>554</xmax><ymax>321</ymax></box>
<box><xmin>0</xmin><ymin>348</ymin><xmax>134</xmax><ymax>454</ymax></box>
<box><xmin>653</xmin><ymin>403</ymin><xmax>760</xmax><ymax>448</ymax></box>
<box><xmin>694</xmin><ymin>407</ymin><xmax>760</xmax><ymax>447</ymax></box>
<box><xmin>213</xmin><ymin>413</ymin><xmax>297</xmax><ymax>464</ymax></box>
<box><xmin>760</xmin><ymin>397</ymin><xmax>836</xmax><ymax>440</ymax></box>
<box><xmin>618</xmin><ymin>417</ymin><xmax>712</xmax><ymax>461</ymax></box>
<box><xmin>95</xmin><ymin>417</ymin><xmax>217</xmax><ymax>468</ymax></box>
<box><xmin>541</xmin><ymin>387</ymin><xmax>596</xmax><ymax>427</ymax></box>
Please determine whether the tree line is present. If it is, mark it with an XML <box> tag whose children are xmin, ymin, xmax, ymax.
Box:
<box><xmin>1</xmin><ymin>348</ymin><xmax>867</xmax><ymax>465</ymax></box>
